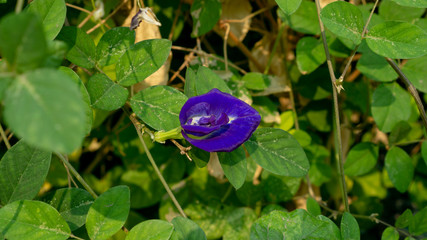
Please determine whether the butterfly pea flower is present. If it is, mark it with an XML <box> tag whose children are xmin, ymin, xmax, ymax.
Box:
<box><xmin>179</xmin><ymin>88</ymin><xmax>261</xmax><ymax>152</ymax></box>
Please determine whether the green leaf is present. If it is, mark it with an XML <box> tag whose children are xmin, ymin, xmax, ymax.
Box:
<box><xmin>396</xmin><ymin>209</ymin><xmax>413</xmax><ymax>228</ymax></box>
<box><xmin>191</xmin><ymin>0</ymin><xmax>221</xmax><ymax>37</ymax></box>
<box><xmin>184</xmin><ymin>202</ymin><xmax>229</xmax><ymax>239</ymax></box>
<box><xmin>59</xmin><ymin>66</ymin><xmax>93</xmax><ymax>135</ymax></box>
<box><xmin>371</xmin><ymin>83</ymin><xmax>412</xmax><ymax>133</ymax></box>
<box><xmin>296</xmin><ymin>37</ymin><xmax>326</xmax><ymax>75</ymax></box>
<box><xmin>4</xmin><ymin>68</ymin><xmax>86</xmax><ymax>153</ymax></box>
<box><xmin>262</xmin><ymin>173</ymin><xmax>301</xmax><ymax>202</ymax></box>
<box><xmin>116</xmin><ymin>39</ymin><xmax>171</xmax><ymax>86</ymax></box>
<box><xmin>390</xmin><ymin>0</ymin><xmax>427</xmax><ymax>7</ymax></box>
<box><xmin>409</xmin><ymin>206</ymin><xmax>427</xmax><ymax>235</ymax></box>
<box><xmin>0</xmin><ymin>200</ymin><xmax>71</xmax><ymax>240</ymax></box>
<box><xmin>365</xmin><ymin>21</ymin><xmax>427</xmax><ymax>59</ymax></box>
<box><xmin>187</xmin><ymin>66</ymin><xmax>233</xmax><ymax>96</ymax></box>
<box><xmin>184</xmin><ymin>67</ymin><xmax>198</xmax><ymax>97</ymax></box>
<box><xmin>245</xmin><ymin>128</ymin><xmax>310</xmax><ymax>177</ymax></box>
<box><xmin>344</xmin><ymin>142</ymin><xmax>379</xmax><ymax>176</ymax></box>
<box><xmin>242</xmin><ymin>72</ymin><xmax>271</xmax><ymax>90</ymax></box>
<box><xmin>43</xmin><ymin>188</ymin><xmax>94</xmax><ymax>231</ymax></box>
<box><xmin>379</xmin><ymin>0</ymin><xmax>426</xmax><ymax>20</ymax></box>
<box><xmin>126</xmin><ymin>220</ymin><xmax>174</xmax><ymax>240</ymax></box>
<box><xmin>280</xmin><ymin>0</ymin><xmax>320</xmax><ymax>35</ymax></box>
<box><xmin>131</xmin><ymin>85</ymin><xmax>187</xmax><ymax>131</ymax></box>
<box><xmin>170</xmin><ymin>216</ymin><xmax>207</xmax><ymax>240</ymax></box>
<box><xmin>0</xmin><ymin>140</ymin><xmax>51</xmax><ymax>205</ymax></box>
<box><xmin>86</xmin><ymin>185</ymin><xmax>130</xmax><ymax>240</ymax></box>
<box><xmin>223</xmin><ymin>208</ymin><xmax>257</xmax><ymax>240</ymax></box>
<box><xmin>402</xmin><ymin>55</ymin><xmax>427</xmax><ymax>93</ymax></box>
<box><xmin>276</xmin><ymin>0</ymin><xmax>302</xmax><ymax>15</ymax></box>
<box><xmin>306</xmin><ymin>197</ymin><xmax>321</xmax><ymax>216</ymax></box>
<box><xmin>356</xmin><ymin>48</ymin><xmax>398</xmax><ymax>82</ymax></box>
<box><xmin>341</xmin><ymin>212</ymin><xmax>360</xmax><ymax>240</ymax></box>
<box><xmin>250</xmin><ymin>209</ymin><xmax>340</xmax><ymax>240</ymax></box>
<box><xmin>218</xmin><ymin>147</ymin><xmax>247</xmax><ymax>189</ymax></box>
<box><xmin>96</xmin><ymin>27</ymin><xmax>135</xmax><ymax>67</ymax></box>
<box><xmin>44</xmin><ymin>40</ymin><xmax>68</xmax><ymax>68</ymax></box>
<box><xmin>381</xmin><ymin>227</ymin><xmax>399</xmax><ymax>240</ymax></box>
<box><xmin>26</xmin><ymin>0</ymin><xmax>66</xmax><ymax>40</ymax></box>
<box><xmin>0</xmin><ymin>12</ymin><xmax>47</xmax><ymax>72</ymax></box>
<box><xmin>385</xmin><ymin>146</ymin><xmax>414</xmax><ymax>193</ymax></box>
<box><xmin>56</xmin><ymin>26</ymin><xmax>96</xmax><ymax>68</ymax></box>
<box><xmin>87</xmin><ymin>74</ymin><xmax>129</xmax><ymax>111</ymax></box>
<box><xmin>320</xmin><ymin>1</ymin><xmax>364</xmax><ymax>45</ymax></box>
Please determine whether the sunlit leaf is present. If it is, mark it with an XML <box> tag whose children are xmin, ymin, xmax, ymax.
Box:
<box><xmin>26</xmin><ymin>0</ymin><xmax>66</xmax><ymax>40</ymax></box>
<box><xmin>87</xmin><ymin>74</ymin><xmax>129</xmax><ymax>111</ymax></box>
<box><xmin>126</xmin><ymin>220</ymin><xmax>173</xmax><ymax>240</ymax></box>
<box><xmin>191</xmin><ymin>0</ymin><xmax>221</xmax><ymax>37</ymax></box>
<box><xmin>57</xmin><ymin>26</ymin><xmax>96</xmax><ymax>68</ymax></box>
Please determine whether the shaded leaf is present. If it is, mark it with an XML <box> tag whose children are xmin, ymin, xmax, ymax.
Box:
<box><xmin>130</xmin><ymin>85</ymin><xmax>187</xmax><ymax>131</ymax></box>
<box><xmin>365</xmin><ymin>21</ymin><xmax>427</xmax><ymax>59</ymax></box>
<box><xmin>379</xmin><ymin>0</ymin><xmax>426</xmax><ymax>20</ymax></box>
<box><xmin>4</xmin><ymin>68</ymin><xmax>86</xmax><ymax>153</ymax></box>
<box><xmin>218</xmin><ymin>147</ymin><xmax>247</xmax><ymax>189</ymax></box>
<box><xmin>87</xmin><ymin>74</ymin><xmax>129</xmax><ymax>111</ymax></box>
<box><xmin>0</xmin><ymin>200</ymin><xmax>71</xmax><ymax>240</ymax></box>
<box><xmin>126</xmin><ymin>220</ymin><xmax>173</xmax><ymax>240</ymax></box>
<box><xmin>296</xmin><ymin>37</ymin><xmax>326</xmax><ymax>75</ymax></box>
<box><xmin>402</xmin><ymin>55</ymin><xmax>427</xmax><ymax>93</ymax></box>
<box><xmin>0</xmin><ymin>140</ymin><xmax>51</xmax><ymax>205</ymax></box>
<box><xmin>341</xmin><ymin>212</ymin><xmax>360</xmax><ymax>240</ymax></box>
<box><xmin>86</xmin><ymin>186</ymin><xmax>130</xmax><ymax>240</ymax></box>
<box><xmin>245</xmin><ymin>128</ymin><xmax>310</xmax><ymax>177</ymax></box>
<box><xmin>356</xmin><ymin>48</ymin><xmax>397</xmax><ymax>82</ymax></box>
<box><xmin>56</xmin><ymin>26</ymin><xmax>96</xmax><ymax>68</ymax></box>
<box><xmin>116</xmin><ymin>39</ymin><xmax>171</xmax><ymax>86</ymax></box>
<box><xmin>26</xmin><ymin>0</ymin><xmax>66</xmax><ymax>40</ymax></box>
<box><xmin>409</xmin><ymin>206</ymin><xmax>427</xmax><ymax>235</ymax></box>
<box><xmin>96</xmin><ymin>27</ymin><xmax>135</xmax><ymax>67</ymax></box>
<box><xmin>385</xmin><ymin>147</ymin><xmax>414</xmax><ymax>193</ymax></box>
<box><xmin>170</xmin><ymin>216</ymin><xmax>207</xmax><ymax>240</ymax></box>
<box><xmin>321</xmin><ymin>1</ymin><xmax>364</xmax><ymax>45</ymax></box>
<box><xmin>344</xmin><ymin>142</ymin><xmax>378</xmax><ymax>176</ymax></box>
<box><xmin>191</xmin><ymin>0</ymin><xmax>222</xmax><ymax>37</ymax></box>
<box><xmin>396</xmin><ymin>209</ymin><xmax>413</xmax><ymax>228</ymax></box>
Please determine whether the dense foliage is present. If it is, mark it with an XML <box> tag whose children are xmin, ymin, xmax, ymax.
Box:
<box><xmin>0</xmin><ymin>0</ymin><xmax>426</xmax><ymax>239</ymax></box>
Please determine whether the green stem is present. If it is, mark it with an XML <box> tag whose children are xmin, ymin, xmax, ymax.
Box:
<box><xmin>264</xmin><ymin>23</ymin><xmax>286</xmax><ymax>75</ymax></box>
<box><xmin>129</xmin><ymin>114</ymin><xmax>187</xmax><ymax>218</ymax></box>
<box><xmin>15</xmin><ymin>0</ymin><xmax>24</xmax><ymax>13</ymax></box>
<box><xmin>314</xmin><ymin>0</ymin><xmax>349</xmax><ymax>212</ymax></box>
<box><xmin>385</xmin><ymin>58</ymin><xmax>427</xmax><ymax>131</ymax></box>
<box><xmin>0</xmin><ymin>123</ymin><xmax>11</xmax><ymax>149</ymax></box>
<box><xmin>55</xmin><ymin>152</ymin><xmax>98</xmax><ymax>199</ymax></box>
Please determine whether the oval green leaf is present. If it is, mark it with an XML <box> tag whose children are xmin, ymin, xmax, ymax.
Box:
<box><xmin>218</xmin><ymin>147</ymin><xmax>247</xmax><ymax>189</ymax></box>
<box><xmin>130</xmin><ymin>85</ymin><xmax>188</xmax><ymax>131</ymax></box>
<box><xmin>26</xmin><ymin>0</ymin><xmax>66</xmax><ymax>40</ymax></box>
<box><xmin>116</xmin><ymin>39</ymin><xmax>171</xmax><ymax>86</ymax></box>
<box><xmin>191</xmin><ymin>0</ymin><xmax>222</xmax><ymax>37</ymax></box>
<box><xmin>276</xmin><ymin>0</ymin><xmax>302</xmax><ymax>15</ymax></box>
<box><xmin>366</xmin><ymin>21</ymin><xmax>427</xmax><ymax>59</ymax></box>
<box><xmin>382</xmin><ymin>227</ymin><xmax>399</xmax><ymax>240</ymax></box>
<box><xmin>245</xmin><ymin>128</ymin><xmax>310</xmax><ymax>177</ymax></box>
<box><xmin>321</xmin><ymin>1</ymin><xmax>364</xmax><ymax>45</ymax></box>
<box><xmin>0</xmin><ymin>140</ymin><xmax>51</xmax><ymax>205</ymax></box>
<box><xmin>242</xmin><ymin>72</ymin><xmax>271</xmax><ymax>90</ymax></box>
<box><xmin>371</xmin><ymin>83</ymin><xmax>412</xmax><ymax>133</ymax></box>
<box><xmin>379</xmin><ymin>0</ymin><xmax>426</xmax><ymax>20</ymax></box>
<box><xmin>296</xmin><ymin>37</ymin><xmax>326</xmax><ymax>75</ymax></box>
<box><xmin>409</xmin><ymin>206</ymin><xmax>427</xmax><ymax>235</ymax></box>
<box><xmin>43</xmin><ymin>188</ymin><xmax>94</xmax><ymax>231</ymax></box>
<box><xmin>280</xmin><ymin>0</ymin><xmax>320</xmax><ymax>35</ymax></box>
<box><xmin>344</xmin><ymin>142</ymin><xmax>379</xmax><ymax>176</ymax></box>
<box><xmin>356</xmin><ymin>48</ymin><xmax>398</xmax><ymax>82</ymax></box>
<box><xmin>170</xmin><ymin>216</ymin><xmax>207</xmax><ymax>240</ymax></box>
<box><xmin>126</xmin><ymin>220</ymin><xmax>174</xmax><ymax>240</ymax></box>
<box><xmin>396</xmin><ymin>209</ymin><xmax>413</xmax><ymax>228</ymax></box>
<box><xmin>402</xmin><ymin>55</ymin><xmax>427</xmax><ymax>93</ymax></box>
<box><xmin>86</xmin><ymin>185</ymin><xmax>130</xmax><ymax>240</ymax></box>
<box><xmin>390</xmin><ymin>0</ymin><xmax>427</xmax><ymax>7</ymax></box>
<box><xmin>87</xmin><ymin>74</ymin><xmax>129</xmax><ymax>111</ymax></box>
<box><xmin>56</xmin><ymin>26</ymin><xmax>96</xmax><ymax>68</ymax></box>
<box><xmin>0</xmin><ymin>12</ymin><xmax>47</xmax><ymax>72</ymax></box>
<box><xmin>4</xmin><ymin>68</ymin><xmax>86</xmax><ymax>153</ymax></box>
<box><xmin>0</xmin><ymin>200</ymin><xmax>71</xmax><ymax>240</ymax></box>
<box><xmin>385</xmin><ymin>146</ymin><xmax>414</xmax><ymax>193</ymax></box>
<box><xmin>59</xmin><ymin>66</ymin><xmax>93</xmax><ymax>135</ymax></box>
<box><xmin>341</xmin><ymin>212</ymin><xmax>360</xmax><ymax>240</ymax></box>
<box><xmin>96</xmin><ymin>27</ymin><xmax>135</xmax><ymax>67</ymax></box>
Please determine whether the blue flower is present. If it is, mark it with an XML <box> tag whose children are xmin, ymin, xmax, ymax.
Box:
<box><xmin>179</xmin><ymin>88</ymin><xmax>261</xmax><ymax>152</ymax></box>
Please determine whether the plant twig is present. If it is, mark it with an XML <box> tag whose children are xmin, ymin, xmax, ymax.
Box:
<box><xmin>385</xmin><ymin>57</ymin><xmax>427</xmax><ymax>130</ymax></box>
<box><xmin>15</xmin><ymin>0</ymin><xmax>24</xmax><ymax>13</ymax></box>
<box><xmin>0</xmin><ymin>123</ymin><xmax>11</xmax><ymax>149</ymax></box>
<box><xmin>66</xmin><ymin>3</ymin><xmax>92</xmax><ymax>14</ymax></box>
<box><xmin>223</xmin><ymin>23</ymin><xmax>231</xmax><ymax>72</ymax></box>
<box><xmin>338</xmin><ymin>0</ymin><xmax>379</xmax><ymax>82</ymax></box>
<box><xmin>264</xmin><ymin>23</ymin><xmax>286</xmax><ymax>75</ymax></box>
<box><xmin>315</xmin><ymin>0</ymin><xmax>349</xmax><ymax>212</ymax></box>
<box><xmin>128</xmin><ymin>113</ymin><xmax>187</xmax><ymax>218</ymax></box>
<box><xmin>55</xmin><ymin>152</ymin><xmax>98</xmax><ymax>199</ymax></box>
